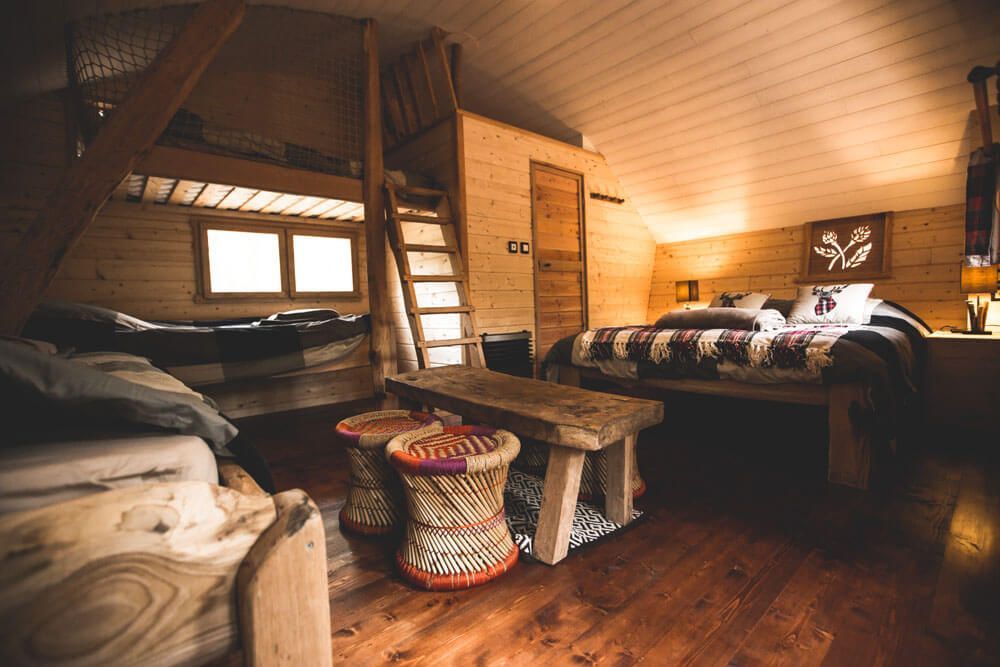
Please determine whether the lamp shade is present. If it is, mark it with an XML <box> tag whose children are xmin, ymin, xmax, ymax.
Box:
<box><xmin>675</xmin><ymin>279</ymin><xmax>700</xmax><ymax>303</ymax></box>
<box><xmin>961</xmin><ymin>264</ymin><xmax>998</xmax><ymax>294</ymax></box>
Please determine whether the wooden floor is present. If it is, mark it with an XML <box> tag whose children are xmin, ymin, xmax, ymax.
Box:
<box><xmin>220</xmin><ymin>394</ymin><xmax>999</xmax><ymax>666</ymax></box>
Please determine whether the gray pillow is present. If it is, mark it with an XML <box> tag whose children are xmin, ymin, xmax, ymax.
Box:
<box><xmin>0</xmin><ymin>341</ymin><xmax>237</xmax><ymax>452</ymax></box>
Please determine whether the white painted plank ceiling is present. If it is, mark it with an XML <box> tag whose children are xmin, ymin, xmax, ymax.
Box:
<box><xmin>11</xmin><ymin>0</ymin><xmax>1000</xmax><ymax>241</ymax></box>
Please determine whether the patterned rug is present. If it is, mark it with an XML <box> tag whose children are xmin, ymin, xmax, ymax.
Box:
<box><xmin>504</xmin><ymin>469</ymin><xmax>643</xmax><ymax>559</ymax></box>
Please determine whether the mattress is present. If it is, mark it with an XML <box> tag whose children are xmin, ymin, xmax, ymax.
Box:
<box><xmin>0</xmin><ymin>433</ymin><xmax>218</xmax><ymax>514</ymax></box>
<box><xmin>23</xmin><ymin>302</ymin><xmax>371</xmax><ymax>386</ymax></box>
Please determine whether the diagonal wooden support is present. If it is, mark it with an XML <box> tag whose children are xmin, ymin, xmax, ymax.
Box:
<box><xmin>0</xmin><ymin>0</ymin><xmax>246</xmax><ymax>336</ymax></box>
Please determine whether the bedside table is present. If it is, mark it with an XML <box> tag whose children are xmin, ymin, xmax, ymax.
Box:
<box><xmin>923</xmin><ymin>331</ymin><xmax>999</xmax><ymax>433</ymax></box>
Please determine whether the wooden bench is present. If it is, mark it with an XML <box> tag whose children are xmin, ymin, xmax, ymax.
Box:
<box><xmin>386</xmin><ymin>367</ymin><xmax>664</xmax><ymax>565</ymax></box>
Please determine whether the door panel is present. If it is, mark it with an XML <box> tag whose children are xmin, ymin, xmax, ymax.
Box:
<box><xmin>532</xmin><ymin>163</ymin><xmax>586</xmax><ymax>371</ymax></box>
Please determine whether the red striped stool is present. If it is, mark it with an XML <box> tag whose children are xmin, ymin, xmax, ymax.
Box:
<box><xmin>335</xmin><ymin>410</ymin><xmax>442</xmax><ymax>535</ymax></box>
<box><xmin>387</xmin><ymin>425</ymin><xmax>520</xmax><ymax>590</ymax></box>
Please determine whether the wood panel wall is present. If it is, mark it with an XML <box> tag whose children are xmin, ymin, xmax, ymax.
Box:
<box><xmin>45</xmin><ymin>201</ymin><xmax>368</xmax><ymax>321</ymax></box>
<box><xmin>0</xmin><ymin>93</ymin><xmax>71</xmax><ymax>261</ymax></box>
<box><xmin>647</xmin><ymin>204</ymin><xmax>967</xmax><ymax>331</ymax></box>
<box><xmin>460</xmin><ymin>111</ymin><xmax>655</xmax><ymax>348</ymax></box>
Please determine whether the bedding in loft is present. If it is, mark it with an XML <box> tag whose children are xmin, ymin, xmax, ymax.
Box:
<box><xmin>545</xmin><ymin>300</ymin><xmax>930</xmax><ymax>436</ymax></box>
<box><xmin>24</xmin><ymin>302</ymin><xmax>370</xmax><ymax>386</ymax></box>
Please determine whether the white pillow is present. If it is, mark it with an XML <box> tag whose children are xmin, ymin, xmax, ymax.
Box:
<box><xmin>862</xmin><ymin>298</ymin><xmax>883</xmax><ymax>324</ymax></box>
<box><xmin>709</xmin><ymin>291</ymin><xmax>770</xmax><ymax>309</ymax></box>
<box><xmin>787</xmin><ymin>284</ymin><xmax>874</xmax><ymax>324</ymax></box>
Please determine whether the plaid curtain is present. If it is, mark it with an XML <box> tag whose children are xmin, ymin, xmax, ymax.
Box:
<box><xmin>965</xmin><ymin>144</ymin><xmax>1000</xmax><ymax>266</ymax></box>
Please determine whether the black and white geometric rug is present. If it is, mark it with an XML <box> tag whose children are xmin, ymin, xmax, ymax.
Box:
<box><xmin>504</xmin><ymin>468</ymin><xmax>643</xmax><ymax>559</ymax></box>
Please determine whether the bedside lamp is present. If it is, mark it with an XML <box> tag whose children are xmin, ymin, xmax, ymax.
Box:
<box><xmin>675</xmin><ymin>279</ymin><xmax>700</xmax><ymax>310</ymax></box>
<box><xmin>960</xmin><ymin>264</ymin><xmax>998</xmax><ymax>334</ymax></box>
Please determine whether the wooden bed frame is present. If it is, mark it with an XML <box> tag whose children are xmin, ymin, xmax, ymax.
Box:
<box><xmin>553</xmin><ymin>364</ymin><xmax>876</xmax><ymax>490</ymax></box>
<box><xmin>0</xmin><ymin>463</ymin><xmax>332</xmax><ymax>666</ymax></box>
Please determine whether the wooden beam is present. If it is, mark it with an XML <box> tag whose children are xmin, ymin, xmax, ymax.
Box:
<box><xmin>431</xmin><ymin>29</ymin><xmax>459</xmax><ymax>113</ymax></box>
<box><xmin>0</xmin><ymin>0</ymin><xmax>246</xmax><ymax>336</ymax></box>
<box><xmin>363</xmin><ymin>19</ymin><xmax>394</xmax><ymax>397</ymax></box>
<box><xmin>450</xmin><ymin>42</ymin><xmax>463</xmax><ymax>108</ymax></box>
<box><xmin>137</xmin><ymin>145</ymin><xmax>363</xmax><ymax>202</ymax></box>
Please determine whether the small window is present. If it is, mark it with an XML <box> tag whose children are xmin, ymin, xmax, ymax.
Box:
<box><xmin>205</xmin><ymin>229</ymin><xmax>284</xmax><ymax>294</ymax></box>
<box><xmin>195</xmin><ymin>218</ymin><xmax>359</xmax><ymax>301</ymax></box>
<box><xmin>291</xmin><ymin>234</ymin><xmax>354</xmax><ymax>294</ymax></box>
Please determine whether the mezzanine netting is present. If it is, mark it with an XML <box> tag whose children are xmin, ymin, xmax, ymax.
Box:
<box><xmin>68</xmin><ymin>5</ymin><xmax>364</xmax><ymax>177</ymax></box>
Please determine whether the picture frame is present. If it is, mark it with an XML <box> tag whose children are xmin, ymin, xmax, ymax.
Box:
<box><xmin>800</xmin><ymin>212</ymin><xmax>892</xmax><ymax>282</ymax></box>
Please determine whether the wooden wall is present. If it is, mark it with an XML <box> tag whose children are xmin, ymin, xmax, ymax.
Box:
<box><xmin>647</xmin><ymin>204</ymin><xmax>967</xmax><ymax>331</ymax></box>
<box><xmin>45</xmin><ymin>201</ymin><xmax>369</xmax><ymax>321</ymax></box>
<box><xmin>460</xmin><ymin>111</ymin><xmax>655</xmax><ymax>346</ymax></box>
<box><xmin>0</xmin><ymin>93</ymin><xmax>70</xmax><ymax>262</ymax></box>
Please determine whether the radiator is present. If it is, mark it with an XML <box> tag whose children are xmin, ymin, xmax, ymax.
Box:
<box><xmin>481</xmin><ymin>331</ymin><xmax>533</xmax><ymax>378</ymax></box>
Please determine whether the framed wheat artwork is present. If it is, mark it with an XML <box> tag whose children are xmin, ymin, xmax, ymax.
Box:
<box><xmin>800</xmin><ymin>212</ymin><xmax>892</xmax><ymax>282</ymax></box>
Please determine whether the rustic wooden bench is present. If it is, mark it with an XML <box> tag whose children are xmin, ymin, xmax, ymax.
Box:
<box><xmin>386</xmin><ymin>367</ymin><xmax>664</xmax><ymax>565</ymax></box>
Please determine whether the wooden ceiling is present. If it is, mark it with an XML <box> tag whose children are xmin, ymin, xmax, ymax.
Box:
<box><xmin>13</xmin><ymin>0</ymin><xmax>1000</xmax><ymax>242</ymax></box>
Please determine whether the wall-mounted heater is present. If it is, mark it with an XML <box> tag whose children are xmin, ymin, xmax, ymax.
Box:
<box><xmin>481</xmin><ymin>331</ymin><xmax>533</xmax><ymax>378</ymax></box>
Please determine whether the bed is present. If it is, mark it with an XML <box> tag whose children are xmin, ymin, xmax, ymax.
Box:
<box><xmin>544</xmin><ymin>299</ymin><xmax>930</xmax><ymax>489</ymax></box>
<box><xmin>24</xmin><ymin>301</ymin><xmax>370</xmax><ymax>386</ymax></box>
<box><xmin>0</xmin><ymin>339</ymin><xmax>330</xmax><ymax>666</ymax></box>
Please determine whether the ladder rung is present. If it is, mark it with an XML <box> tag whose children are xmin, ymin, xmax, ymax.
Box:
<box><xmin>405</xmin><ymin>274</ymin><xmax>465</xmax><ymax>282</ymax></box>
<box><xmin>393</xmin><ymin>212</ymin><xmax>452</xmax><ymax>224</ymax></box>
<box><xmin>405</xmin><ymin>243</ymin><xmax>457</xmax><ymax>253</ymax></box>
<box><xmin>418</xmin><ymin>337</ymin><xmax>481</xmax><ymax>348</ymax></box>
<box><xmin>412</xmin><ymin>305</ymin><xmax>474</xmax><ymax>315</ymax></box>
<box><xmin>393</xmin><ymin>185</ymin><xmax>448</xmax><ymax>197</ymax></box>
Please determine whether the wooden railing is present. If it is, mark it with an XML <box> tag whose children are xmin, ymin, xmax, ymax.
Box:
<box><xmin>382</xmin><ymin>28</ymin><xmax>461</xmax><ymax>149</ymax></box>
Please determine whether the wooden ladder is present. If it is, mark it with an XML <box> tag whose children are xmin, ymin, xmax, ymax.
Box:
<box><xmin>385</xmin><ymin>183</ymin><xmax>485</xmax><ymax>369</ymax></box>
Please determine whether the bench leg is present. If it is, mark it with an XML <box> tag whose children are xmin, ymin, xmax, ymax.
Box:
<box><xmin>534</xmin><ymin>446</ymin><xmax>586</xmax><ymax>565</ymax></box>
<box><xmin>827</xmin><ymin>383</ymin><xmax>871</xmax><ymax>490</ymax></box>
<box><xmin>605</xmin><ymin>434</ymin><xmax>636</xmax><ymax>524</ymax></box>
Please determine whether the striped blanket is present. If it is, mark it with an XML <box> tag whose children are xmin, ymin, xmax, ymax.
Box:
<box><xmin>580</xmin><ymin>325</ymin><xmax>852</xmax><ymax>376</ymax></box>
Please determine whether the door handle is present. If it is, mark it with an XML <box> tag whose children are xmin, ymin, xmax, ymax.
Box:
<box><xmin>540</xmin><ymin>261</ymin><xmax>552</xmax><ymax>269</ymax></box>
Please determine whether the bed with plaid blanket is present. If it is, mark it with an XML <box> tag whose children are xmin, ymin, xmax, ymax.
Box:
<box><xmin>24</xmin><ymin>302</ymin><xmax>369</xmax><ymax>386</ymax></box>
<box><xmin>545</xmin><ymin>301</ymin><xmax>930</xmax><ymax>437</ymax></box>
<box><xmin>549</xmin><ymin>301</ymin><xmax>926</xmax><ymax>386</ymax></box>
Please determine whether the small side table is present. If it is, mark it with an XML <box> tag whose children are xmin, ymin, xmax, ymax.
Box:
<box><xmin>923</xmin><ymin>331</ymin><xmax>999</xmax><ymax>434</ymax></box>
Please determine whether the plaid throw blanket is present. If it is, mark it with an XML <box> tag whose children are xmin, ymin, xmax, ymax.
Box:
<box><xmin>580</xmin><ymin>325</ymin><xmax>852</xmax><ymax>374</ymax></box>
<box><xmin>965</xmin><ymin>145</ymin><xmax>1000</xmax><ymax>264</ymax></box>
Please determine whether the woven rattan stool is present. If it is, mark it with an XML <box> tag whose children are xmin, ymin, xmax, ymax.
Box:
<box><xmin>387</xmin><ymin>425</ymin><xmax>521</xmax><ymax>590</ymax></box>
<box><xmin>514</xmin><ymin>438</ymin><xmax>646</xmax><ymax>501</ymax></box>
<box><xmin>336</xmin><ymin>410</ymin><xmax>443</xmax><ymax>535</ymax></box>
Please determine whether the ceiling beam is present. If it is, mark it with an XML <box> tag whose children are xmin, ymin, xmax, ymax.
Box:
<box><xmin>0</xmin><ymin>0</ymin><xmax>246</xmax><ymax>336</ymax></box>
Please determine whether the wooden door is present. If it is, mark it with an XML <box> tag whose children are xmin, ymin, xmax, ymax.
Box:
<box><xmin>531</xmin><ymin>163</ymin><xmax>587</xmax><ymax>370</ymax></box>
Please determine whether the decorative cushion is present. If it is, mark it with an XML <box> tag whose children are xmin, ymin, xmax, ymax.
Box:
<box><xmin>862</xmin><ymin>298</ymin><xmax>883</xmax><ymax>324</ymax></box>
<box><xmin>787</xmin><ymin>283</ymin><xmax>874</xmax><ymax>324</ymax></box>
<box><xmin>709</xmin><ymin>291</ymin><xmax>770</xmax><ymax>309</ymax></box>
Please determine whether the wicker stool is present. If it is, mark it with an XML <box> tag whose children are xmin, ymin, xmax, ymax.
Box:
<box><xmin>514</xmin><ymin>438</ymin><xmax>646</xmax><ymax>501</ymax></box>
<box><xmin>387</xmin><ymin>425</ymin><xmax>521</xmax><ymax>590</ymax></box>
<box><xmin>336</xmin><ymin>410</ymin><xmax>443</xmax><ymax>535</ymax></box>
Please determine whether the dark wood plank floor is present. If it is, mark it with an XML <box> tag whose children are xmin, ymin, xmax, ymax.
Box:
<box><xmin>222</xmin><ymin>394</ymin><xmax>999</xmax><ymax>666</ymax></box>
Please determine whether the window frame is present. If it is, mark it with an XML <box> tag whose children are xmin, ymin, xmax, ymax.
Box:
<box><xmin>193</xmin><ymin>216</ymin><xmax>361</xmax><ymax>302</ymax></box>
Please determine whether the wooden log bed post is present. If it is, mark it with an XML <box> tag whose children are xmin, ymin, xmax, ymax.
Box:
<box><xmin>0</xmin><ymin>0</ymin><xmax>246</xmax><ymax>336</ymax></box>
<box><xmin>0</xmin><ymin>481</ymin><xmax>332</xmax><ymax>667</ymax></box>
<box><xmin>362</xmin><ymin>18</ymin><xmax>395</xmax><ymax>399</ymax></box>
